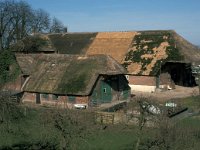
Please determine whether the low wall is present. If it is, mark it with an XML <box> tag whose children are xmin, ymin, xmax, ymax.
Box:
<box><xmin>95</xmin><ymin>111</ymin><xmax>126</xmax><ymax>124</ymax></box>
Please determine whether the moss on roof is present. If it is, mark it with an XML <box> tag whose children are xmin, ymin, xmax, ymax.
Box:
<box><xmin>125</xmin><ymin>31</ymin><xmax>184</xmax><ymax>75</ymax></box>
<box><xmin>57</xmin><ymin>58</ymin><xmax>100</xmax><ymax>94</ymax></box>
<box><xmin>16</xmin><ymin>54</ymin><xmax>126</xmax><ymax>95</ymax></box>
<box><xmin>124</xmin><ymin>30</ymin><xmax>185</xmax><ymax>75</ymax></box>
<box><xmin>48</xmin><ymin>33</ymin><xmax>97</xmax><ymax>54</ymax></box>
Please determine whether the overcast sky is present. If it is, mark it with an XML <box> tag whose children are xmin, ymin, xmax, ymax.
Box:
<box><xmin>26</xmin><ymin>0</ymin><xmax>200</xmax><ymax>45</ymax></box>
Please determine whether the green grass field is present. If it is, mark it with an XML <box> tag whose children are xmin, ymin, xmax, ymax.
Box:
<box><xmin>0</xmin><ymin>107</ymin><xmax>139</xmax><ymax>149</ymax></box>
<box><xmin>78</xmin><ymin>126</ymin><xmax>138</xmax><ymax>150</ymax></box>
<box><xmin>0</xmin><ymin>96</ymin><xmax>200</xmax><ymax>149</ymax></box>
<box><xmin>174</xmin><ymin>95</ymin><xmax>200</xmax><ymax>111</ymax></box>
<box><xmin>0</xmin><ymin>108</ymin><xmax>60</xmax><ymax>148</ymax></box>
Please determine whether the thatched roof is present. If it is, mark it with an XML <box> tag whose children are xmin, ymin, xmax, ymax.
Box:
<box><xmin>124</xmin><ymin>30</ymin><xmax>200</xmax><ymax>75</ymax></box>
<box><xmin>11</xmin><ymin>34</ymin><xmax>56</xmax><ymax>53</ymax></box>
<box><xmin>16</xmin><ymin>54</ymin><xmax>126</xmax><ymax>95</ymax></box>
<box><xmin>48</xmin><ymin>32</ymin><xmax>97</xmax><ymax>54</ymax></box>
<box><xmin>85</xmin><ymin>32</ymin><xmax>138</xmax><ymax>63</ymax></box>
<box><xmin>14</xmin><ymin>30</ymin><xmax>200</xmax><ymax>76</ymax></box>
<box><xmin>15</xmin><ymin>55</ymin><xmax>37</xmax><ymax>75</ymax></box>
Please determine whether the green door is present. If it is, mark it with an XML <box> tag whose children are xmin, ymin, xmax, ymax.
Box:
<box><xmin>101</xmin><ymin>81</ymin><xmax>112</xmax><ymax>103</ymax></box>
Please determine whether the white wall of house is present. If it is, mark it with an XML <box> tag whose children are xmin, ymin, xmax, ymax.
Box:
<box><xmin>129</xmin><ymin>84</ymin><xmax>156</xmax><ymax>93</ymax></box>
<box><xmin>127</xmin><ymin>75</ymin><xmax>157</xmax><ymax>93</ymax></box>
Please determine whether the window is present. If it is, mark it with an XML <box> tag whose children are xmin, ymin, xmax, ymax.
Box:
<box><xmin>103</xmin><ymin>88</ymin><xmax>107</xmax><ymax>93</ymax></box>
<box><xmin>52</xmin><ymin>94</ymin><xmax>58</xmax><ymax>100</ymax></box>
<box><xmin>42</xmin><ymin>94</ymin><xmax>49</xmax><ymax>100</ymax></box>
<box><xmin>68</xmin><ymin>96</ymin><xmax>76</xmax><ymax>102</ymax></box>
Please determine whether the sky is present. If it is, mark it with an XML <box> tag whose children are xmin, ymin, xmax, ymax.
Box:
<box><xmin>26</xmin><ymin>0</ymin><xmax>200</xmax><ymax>45</ymax></box>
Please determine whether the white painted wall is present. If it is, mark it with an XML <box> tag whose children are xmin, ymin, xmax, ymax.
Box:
<box><xmin>129</xmin><ymin>84</ymin><xmax>156</xmax><ymax>93</ymax></box>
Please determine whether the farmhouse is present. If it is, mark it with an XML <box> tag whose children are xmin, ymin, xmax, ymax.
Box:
<box><xmin>15</xmin><ymin>54</ymin><xmax>130</xmax><ymax>108</ymax></box>
<box><xmin>13</xmin><ymin>30</ymin><xmax>200</xmax><ymax>93</ymax></box>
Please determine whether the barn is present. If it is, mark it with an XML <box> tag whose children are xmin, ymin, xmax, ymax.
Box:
<box><xmin>13</xmin><ymin>30</ymin><xmax>200</xmax><ymax>93</ymax></box>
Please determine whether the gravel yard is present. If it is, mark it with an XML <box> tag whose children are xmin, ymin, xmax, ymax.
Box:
<box><xmin>132</xmin><ymin>85</ymin><xmax>199</xmax><ymax>101</ymax></box>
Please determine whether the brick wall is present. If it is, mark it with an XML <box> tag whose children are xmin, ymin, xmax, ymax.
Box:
<box><xmin>22</xmin><ymin>92</ymin><xmax>89</xmax><ymax>108</ymax></box>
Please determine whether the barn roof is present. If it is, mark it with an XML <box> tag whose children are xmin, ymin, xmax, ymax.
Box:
<box><xmin>16</xmin><ymin>54</ymin><xmax>126</xmax><ymax>95</ymax></box>
<box><xmin>129</xmin><ymin>76</ymin><xmax>156</xmax><ymax>86</ymax></box>
<box><xmin>11</xmin><ymin>34</ymin><xmax>56</xmax><ymax>53</ymax></box>
<box><xmin>13</xmin><ymin>30</ymin><xmax>200</xmax><ymax>76</ymax></box>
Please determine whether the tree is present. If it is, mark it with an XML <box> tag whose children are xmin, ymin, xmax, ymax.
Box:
<box><xmin>50</xmin><ymin>17</ymin><xmax>67</xmax><ymax>33</ymax></box>
<box><xmin>32</xmin><ymin>9</ymin><xmax>50</xmax><ymax>33</ymax></box>
<box><xmin>0</xmin><ymin>0</ymin><xmax>66</xmax><ymax>51</ymax></box>
<box><xmin>0</xmin><ymin>91</ymin><xmax>23</xmax><ymax>131</ymax></box>
<box><xmin>0</xmin><ymin>49</ymin><xmax>20</xmax><ymax>86</ymax></box>
<box><xmin>0</xmin><ymin>1</ymin><xmax>34</xmax><ymax>49</ymax></box>
<box><xmin>0</xmin><ymin>0</ymin><xmax>15</xmax><ymax>51</ymax></box>
<box><xmin>5</xmin><ymin>1</ymin><xmax>36</xmax><ymax>49</ymax></box>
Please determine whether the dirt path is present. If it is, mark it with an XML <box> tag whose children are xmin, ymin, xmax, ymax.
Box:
<box><xmin>132</xmin><ymin>86</ymin><xmax>199</xmax><ymax>101</ymax></box>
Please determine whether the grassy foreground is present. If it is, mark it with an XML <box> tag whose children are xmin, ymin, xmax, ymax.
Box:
<box><xmin>0</xmin><ymin>107</ymin><xmax>139</xmax><ymax>150</ymax></box>
<box><xmin>0</xmin><ymin>96</ymin><xmax>200</xmax><ymax>149</ymax></box>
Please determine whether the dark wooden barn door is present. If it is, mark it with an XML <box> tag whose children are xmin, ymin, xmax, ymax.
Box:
<box><xmin>36</xmin><ymin>93</ymin><xmax>41</xmax><ymax>104</ymax></box>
